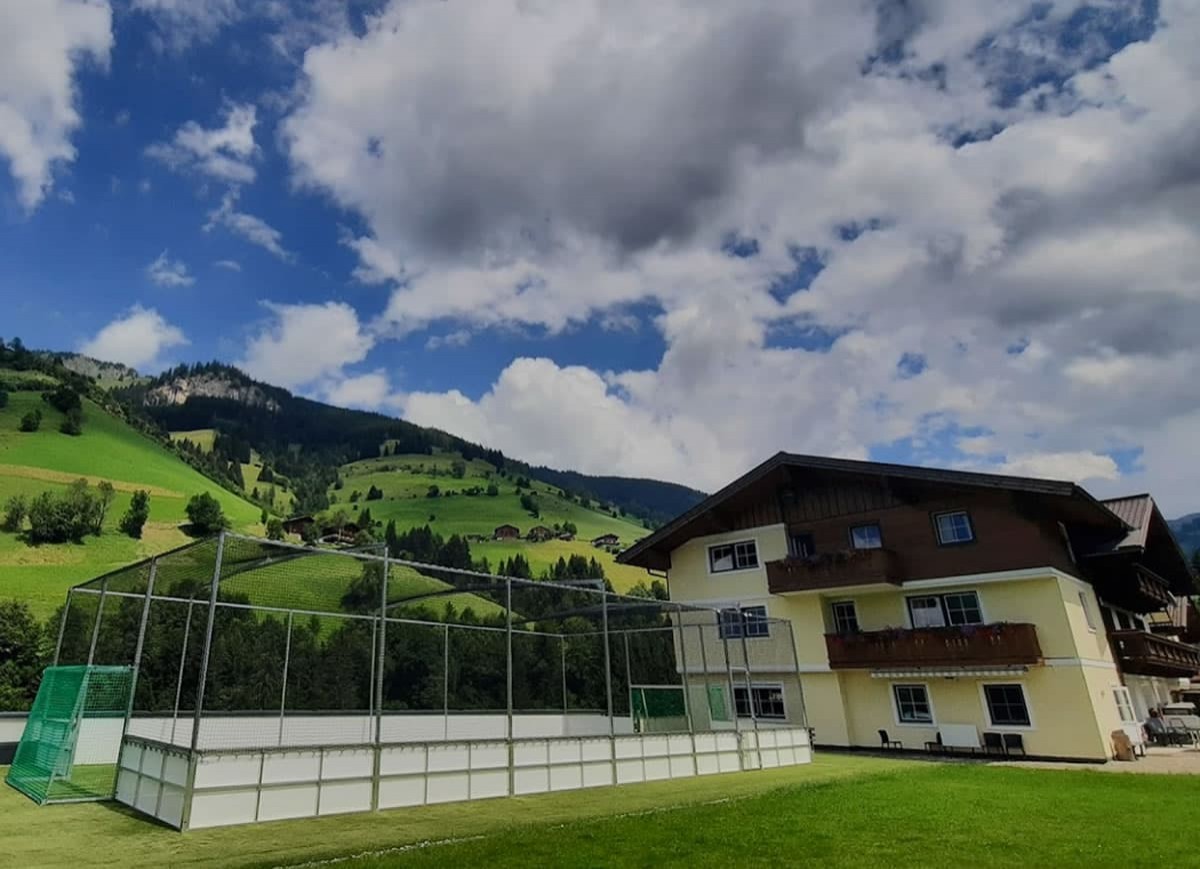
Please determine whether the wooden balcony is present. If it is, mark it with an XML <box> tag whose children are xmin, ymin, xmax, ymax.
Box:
<box><xmin>825</xmin><ymin>623</ymin><xmax>1043</xmax><ymax>670</ymax></box>
<box><xmin>766</xmin><ymin>548</ymin><xmax>902</xmax><ymax>593</ymax></box>
<box><xmin>1109</xmin><ymin>630</ymin><xmax>1200</xmax><ymax>678</ymax></box>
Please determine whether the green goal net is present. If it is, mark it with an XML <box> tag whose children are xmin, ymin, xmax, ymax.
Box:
<box><xmin>630</xmin><ymin>685</ymin><xmax>687</xmax><ymax>732</ymax></box>
<box><xmin>6</xmin><ymin>665</ymin><xmax>133</xmax><ymax>805</ymax></box>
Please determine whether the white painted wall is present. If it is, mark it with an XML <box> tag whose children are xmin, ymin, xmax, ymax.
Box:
<box><xmin>115</xmin><ymin>726</ymin><xmax>813</xmax><ymax>830</ymax></box>
<box><xmin>123</xmin><ymin>712</ymin><xmax>635</xmax><ymax>750</ymax></box>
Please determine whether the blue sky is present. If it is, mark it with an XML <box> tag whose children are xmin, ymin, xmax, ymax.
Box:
<box><xmin>2</xmin><ymin>1</ymin><xmax>1198</xmax><ymax>514</ymax></box>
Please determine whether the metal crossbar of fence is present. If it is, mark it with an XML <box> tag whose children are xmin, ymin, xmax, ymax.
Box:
<box><xmin>20</xmin><ymin>532</ymin><xmax>811</xmax><ymax>828</ymax></box>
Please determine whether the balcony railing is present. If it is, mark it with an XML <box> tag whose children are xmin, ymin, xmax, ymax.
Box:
<box><xmin>766</xmin><ymin>548</ymin><xmax>901</xmax><ymax>593</ymax></box>
<box><xmin>1109</xmin><ymin>630</ymin><xmax>1200</xmax><ymax>678</ymax></box>
<box><xmin>825</xmin><ymin>623</ymin><xmax>1043</xmax><ymax>670</ymax></box>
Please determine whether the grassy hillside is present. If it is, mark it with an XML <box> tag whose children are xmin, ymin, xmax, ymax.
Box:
<box><xmin>0</xmin><ymin>390</ymin><xmax>263</xmax><ymax>618</ymax></box>
<box><xmin>334</xmin><ymin>454</ymin><xmax>651</xmax><ymax>590</ymax></box>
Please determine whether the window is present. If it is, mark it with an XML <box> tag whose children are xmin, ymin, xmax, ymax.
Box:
<box><xmin>709</xmin><ymin>539</ymin><xmax>758</xmax><ymax>573</ymax></box>
<box><xmin>719</xmin><ymin>605</ymin><xmax>769</xmax><ymax>639</ymax></box>
<box><xmin>789</xmin><ymin>532</ymin><xmax>815</xmax><ymax>558</ymax></box>
<box><xmin>907</xmin><ymin>596</ymin><xmax>946</xmax><ymax>628</ymax></box>
<box><xmin>906</xmin><ymin>591</ymin><xmax>983</xmax><ymax>628</ymax></box>
<box><xmin>983</xmin><ymin>684</ymin><xmax>1031</xmax><ymax>727</ymax></box>
<box><xmin>1078</xmin><ymin>591</ymin><xmax>1097</xmax><ymax>631</ymax></box>
<box><xmin>831</xmin><ymin>601</ymin><xmax>860</xmax><ymax>634</ymax></box>
<box><xmin>892</xmin><ymin>684</ymin><xmax>933</xmax><ymax>724</ymax></box>
<box><xmin>733</xmin><ymin>684</ymin><xmax>787</xmax><ymax>720</ymax></box>
<box><xmin>942</xmin><ymin>592</ymin><xmax>983</xmax><ymax>626</ymax></box>
<box><xmin>1113</xmin><ymin>687</ymin><xmax>1136</xmax><ymax>725</ymax></box>
<box><xmin>849</xmin><ymin>523</ymin><xmax>883</xmax><ymax>550</ymax></box>
<box><xmin>934</xmin><ymin>510</ymin><xmax>975</xmax><ymax>545</ymax></box>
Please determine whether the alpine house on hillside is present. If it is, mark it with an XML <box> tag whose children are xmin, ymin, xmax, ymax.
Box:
<box><xmin>618</xmin><ymin>452</ymin><xmax>1200</xmax><ymax>762</ymax></box>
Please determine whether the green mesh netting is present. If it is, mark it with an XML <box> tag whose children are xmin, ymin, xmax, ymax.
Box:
<box><xmin>6</xmin><ymin>665</ymin><xmax>133</xmax><ymax>805</ymax></box>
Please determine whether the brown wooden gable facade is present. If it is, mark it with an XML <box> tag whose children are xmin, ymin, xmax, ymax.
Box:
<box><xmin>619</xmin><ymin>453</ymin><xmax>1127</xmax><ymax>582</ymax></box>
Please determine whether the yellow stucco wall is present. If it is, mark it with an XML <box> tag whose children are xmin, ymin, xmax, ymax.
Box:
<box><xmin>668</xmin><ymin>525</ymin><xmax>787</xmax><ymax>605</ymax></box>
<box><xmin>838</xmin><ymin>665</ymin><xmax>1113</xmax><ymax>760</ymax></box>
<box><xmin>665</xmin><ymin>523</ymin><xmax>1129</xmax><ymax>762</ymax></box>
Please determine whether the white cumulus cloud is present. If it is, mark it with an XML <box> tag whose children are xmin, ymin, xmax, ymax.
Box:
<box><xmin>0</xmin><ymin>0</ymin><xmax>112</xmax><ymax>210</ymax></box>
<box><xmin>146</xmin><ymin>250</ymin><xmax>194</xmax><ymax>287</ymax></box>
<box><xmin>204</xmin><ymin>189</ymin><xmax>292</xmax><ymax>261</ymax></box>
<box><xmin>238</xmin><ymin>301</ymin><xmax>374</xmax><ymax>390</ymax></box>
<box><xmin>80</xmin><ymin>305</ymin><xmax>188</xmax><ymax>371</ymax></box>
<box><xmin>146</xmin><ymin>103</ymin><xmax>258</xmax><ymax>184</ymax></box>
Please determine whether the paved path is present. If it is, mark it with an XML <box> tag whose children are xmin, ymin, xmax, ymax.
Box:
<box><xmin>992</xmin><ymin>746</ymin><xmax>1200</xmax><ymax>774</ymax></box>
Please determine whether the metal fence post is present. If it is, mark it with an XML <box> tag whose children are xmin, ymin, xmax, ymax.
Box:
<box><xmin>443</xmin><ymin>623</ymin><xmax>451</xmax><ymax>741</ymax></box>
<box><xmin>785</xmin><ymin>622</ymin><xmax>811</xmax><ymax>742</ymax></box>
<box><xmin>717</xmin><ymin>609</ymin><xmax>744</xmax><ymax>770</ymax></box>
<box><xmin>505</xmin><ymin>577</ymin><xmax>514</xmax><ymax>796</ymax></box>
<box><xmin>737</xmin><ymin>604</ymin><xmax>763</xmax><ymax>770</ymax></box>
<box><xmin>623</xmin><ymin>632</ymin><xmax>633</xmax><ymax>729</ymax></box>
<box><xmin>113</xmin><ymin>559</ymin><xmax>157</xmax><ymax>795</ymax></box>
<box><xmin>189</xmin><ymin>531</ymin><xmax>226</xmax><ymax>754</ymax></box>
<box><xmin>86</xmin><ymin>578</ymin><xmax>109</xmax><ymax>666</ymax></box>
<box><xmin>53</xmin><ymin>589</ymin><xmax>72</xmax><ymax>667</ymax></box>
<box><xmin>376</xmin><ymin>554</ymin><xmax>388</xmax><ymax>746</ymax></box>
<box><xmin>170</xmin><ymin>599</ymin><xmax>194</xmax><ymax>746</ymax></box>
<box><xmin>372</xmin><ymin>553</ymin><xmax>388</xmax><ymax>812</ymax></box>
<box><xmin>560</xmin><ymin>634</ymin><xmax>568</xmax><ymax>715</ymax></box>
<box><xmin>674</xmin><ymin>608</ymin><xmax>698</xmax><ymax>775</ymax></box>
<box><xmin>602</xmin><ymin>589</ymin><xmax>616</xmax><ymax>784</ymax></box>
<box><xmin>278</xmin><ymin>611</ymin><xmax>294</xmax><ymax>747</ymax></box>
<box><xmin>696</xmin><ymin>623</ymin><xmax>710</xmax><ymax>731</ymax></box>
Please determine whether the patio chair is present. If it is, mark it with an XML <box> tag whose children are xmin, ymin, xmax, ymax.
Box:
<box><xmin>878</xmin><ymin>729</ymin><xmax>902</xmax><ymax>750</ymax></box>
<box><xmin>924</xmin><ymin>732</ymin><xmax>943</xmax><ymax>754</ymax></box>
<box><xmin>1167</xmin><ymin>719</ymin><xmax>1199</xmax><ymax>746</ymax></box>
<box><xmin>1002</xmin><ymin>733</ymin><xmax>1026</xmax><ymax>757</ymax></box>
<box><xmin>982</xmin><ymin>732</ymin><xmax>1005</xmax><ymax>755</ymax></box>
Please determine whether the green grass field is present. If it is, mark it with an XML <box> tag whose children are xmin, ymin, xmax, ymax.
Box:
<box><xmin>2</xmin><ymin>755</ymin><xmax>1197</xmax><ymax>868</ymax></box>
<box><xmin>339</xmin><ymin>454</ymin><xmax>650</xmax><ymax>590</ymax></box>
<box><xmin>0</xmin><ymin>391</ymin><xmax>262</xmax><ymax>617</ymax></box>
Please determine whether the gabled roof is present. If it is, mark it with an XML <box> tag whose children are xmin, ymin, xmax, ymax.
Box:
<box><xmin>1090</xmin><ymin>494</ymin><xmax>1196</xmax><ymax>593</ymax></box>
<box><xmin>1100</xmin><ymin>495</ymin><xmax>1153</xmax><ymax>549</ymax></box>
<box><xmin>618</xmin><ymin>451</ymin><xmax>1128</xmax><ymax>570</ymax></box>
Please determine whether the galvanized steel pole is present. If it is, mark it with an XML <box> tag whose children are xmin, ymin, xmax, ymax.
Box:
<box><xmin>86</xmin><ymin>578</ymin><xmax>109</xmax><ymax>666</ymax></box>
<box><xmin>53</xmin><ymin>589</ymin><xmax>72</xmax><ymax>667</ymax></box>
<box><xmin>737</xmin><ymin>604</ymin><xmax>763</xmax><ymax>769</ymax></box>
<box><xmin>189</xmin><ymin>531</ymin><xmax>225</xmax><ymax>754</ymax></box>
<box><xmin>170</xmin><ymin>599</ymin><xmax>194</xmax><ymax>745</ymax></box>
<box><xmin>278</xmin><ymin>611</ymin><xmax>293</xmax><ymax>747</ymax></box>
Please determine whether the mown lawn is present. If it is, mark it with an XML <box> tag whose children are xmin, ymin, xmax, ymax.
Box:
<box><xmin>331</xmin><ymin>763</ymin><xmax>1200</xmax><ymax>869</ymax></box>
<box><xmin>0</xmin><ymin>754</ymin><xmax>901</xmax><ymax>868</ymax></box>
<box><xmin>0</xmin><ymin>391</ymin><xmax>263</xmax><ymax>617</ymax></box>
<box><xmin>2</xmin><ymin>755</ymin><xmax>1197</xmax><ymax>868</ymax></box>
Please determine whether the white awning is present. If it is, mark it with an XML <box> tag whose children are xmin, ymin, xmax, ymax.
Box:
<box><xmin>870</xmin><ymin>666</ymin><xmax>1029</xmax><ymax>679</ymax></box>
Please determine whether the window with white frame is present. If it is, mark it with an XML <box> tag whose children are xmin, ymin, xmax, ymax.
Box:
<box><xmin>906</xmin><ymin>591</ymin><xmax>983</xmax><ymax>628</ymax></box>
<box><xmin>733</xmin><ymin>684</ymin><xmax>787</xmax><ymax>720</ymax></box>
<box><xmin>1078</xmin><ymin>591</ymin><xmax>1097</xmax><ymax>631</ymax></box>
<box><xmin>983</xmin><ymin>684</ymin><xmax>1031</xmax><ymax>727</ymax></box>
<box><xmin>718</xmin><ymin>605</ymin><xmax>769</xmax><ymax>639</ymax></box>
<box><xmin>849</xmin><ymin>523</ymin><xmax>883</xmax><ymax>550</ymax></box>
<box><xmin>831</xmin><ymin>600</ymin><xmax>860</xmax><ymax>634</ymax></box>
<box><xmin>708</xmin><ymin>539</ymin><xmax>759</xmax><ymax>573</ymax></box>
<box><xmin>934</xmin><ymin>510</ymin><xmax>975</xmax><ymax>545</ymax></box>
<box><xmin>892</xmin><ymin>684</ymin><xmax>933</xmax><ymax>724</ymax></box>
<box><xmin>1113</xmin><ymin>687</ymin><xmax>1136</xmax><ymax>724</ymax></box>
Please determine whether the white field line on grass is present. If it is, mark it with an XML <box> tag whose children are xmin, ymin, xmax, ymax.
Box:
<box><xmin>274</xmin><ymin>796</ymin><xmax>738</xmax><ymax>869</ymax></box>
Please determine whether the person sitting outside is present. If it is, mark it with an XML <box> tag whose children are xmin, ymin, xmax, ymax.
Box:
<box><xmin>1145</xmin><ymin>708</ymin><xmax>1188</xmax><ymax>746</ymax></box>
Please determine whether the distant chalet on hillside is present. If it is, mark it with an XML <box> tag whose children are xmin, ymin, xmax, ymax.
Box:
<box><xmin>282</xmin><ymin>515</ymin><xmax>314</xmax><ymax>536</ymax></box>
<box><xmin>493</xmin><ymin>524</ymin><xmax>520</xmax><ymax>540</ymax></box>
<box><xmin>591</xmin><ymin>533</ymin><xmax>620</xmax><ymax>547</ymax></box>
<box><xmin>527</xmin><ymin>526</ymin><xmax>554</xmax><ymax>542</ymax></box>
<box><xmin>557</xmin><ymin>531</ymin><xmax>576</xmax><ymax>541</ymax></box>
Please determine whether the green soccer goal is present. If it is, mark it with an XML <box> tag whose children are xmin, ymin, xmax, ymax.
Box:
<box><xmin>6</xmin><ymin>665</ymin><xmax>133</xmax><ymax>805</ymax></box>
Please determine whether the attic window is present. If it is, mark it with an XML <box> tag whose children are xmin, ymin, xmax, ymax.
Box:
<box><xmin>709</xmin><ymin>540</ymin><xmax>758</xmax><ymax>573</ymax></box>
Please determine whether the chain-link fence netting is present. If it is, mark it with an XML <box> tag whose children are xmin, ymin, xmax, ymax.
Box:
<box><xmin>52</xmin><ymin>533</ymin><xmax>804</xmax><ymax>756</ymax></box>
